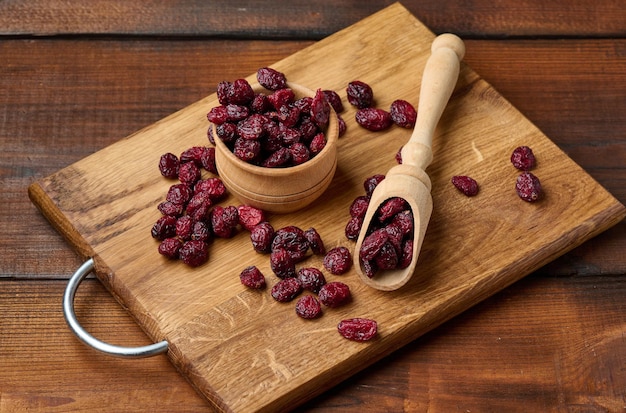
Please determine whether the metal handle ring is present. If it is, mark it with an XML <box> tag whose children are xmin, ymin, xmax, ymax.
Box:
<box><xmin>62</xmin><ymin>258</ymin><xmax>169</xmax><ymax>358</ymax></box>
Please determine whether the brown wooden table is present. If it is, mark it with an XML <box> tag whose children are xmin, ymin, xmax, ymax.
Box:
<box><xmin>2</xmin><ymin>2</ymin><xmax>625</xmax><ymax>412</ymax></box>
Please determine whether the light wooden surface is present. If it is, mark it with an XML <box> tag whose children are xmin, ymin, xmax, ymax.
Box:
<box><xmin>2</xmin><ymin>1</ymin><xmax>625</xmax><ymax>412</ymax></box>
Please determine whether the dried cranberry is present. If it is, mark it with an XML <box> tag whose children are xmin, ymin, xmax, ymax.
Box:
<box><xmin>337</xmin><ymin>115</ymin><xmax>347</xmax><ymax>137</ymax></box>
<box><xmin>322</xmin><ymin>90</ymin><xmax>344</xmax><ymax>113</ymax></box>
<box><xmin>180</xmin><ymin>146</ymin><xmax>207</xmax><ymax>167</ymax></box>
<box><xmin>337</xmin><ymin>318</ymin><xmax>377</xmax><ymax>342</ymax></box>
<box><xmin>295</xmin><ymin>295</ymin><xmax>322</xmax><ymax>319</ymax></box>
<box><xmin>516</xmin><ymin>172</ymin><xmax>542</xmax><ymax>202</ymax></box>
<box><xmin>206</xmin><ymin>106</ymin><xmax>229</xmax><ymax>124</ymax></box>
<box><xmin>186</xmin><ymin>191</ymin><xmax>212</xmax><ymax>222</ymax></box>
<box><xmin>239</xmin><ymin>266</ymin><xmax>266</xmax><ymax>289</ymax></box>
<box><xmin>391</xmin><ymin>209</ymin><xmax>414</xmax><ymax>237</ymax></box>
<box><xmin>200</xmin><ymin>147</ymin><xmax>218</xmax><ymax>175</ymax></box>
<box><xmin>389</xmin><ymin>99</ymin><xmax>417</xmax><ymax>128</ymax></box>
<box><xmin>216</xmin><ymin>122</ymin><xmax>238</xmax><ymax>144</ymax></box>
<box><xmin>303</xmin><ymin>227</ymin><xmax>326</xmax><ymax>255</ymax></box>
<box><xmin>158</xmin><ymin>237</ymin><xmax>183</xmax><ymax>259</ymax></box>
<box><xmin>166</xmin><ymin>183</ymin><xmax>193</xmax><ymax>206</ymax></box>
<box><xmin>399</xmin><ymin>239</ymin><xmax>413</xmax><ymax>269</ymax></box>
<box><xmin>217</xmin><ymin>80</ymin><xmax>233</xmax><ymax>105</ymax></box>
<box><xmin>383</xmin><ymin>223</ymin><xmax>404</xmax><ymax>254</ymax></box>
<box><xmin>355</xmin><ymin>108</ymin><xmax>392</xmax><ymax>131</ymax></box>
<box><xmin>233</xmin><ymin>137</ymin><xmax>261</xmax><ymax>162</ymax></box>
<box><xmin>151</xmin><ymin>215</ymin><xmax>177</xmax><ymax>240</ymax></box>
<box><xmin>250</xmin><ymin>221</ymin><xmax>275</xmax><ymax>253</ymax></box>
<box><xmin>362</xmin><ymin>259</ymin><xmax>378</xmax><ymax>278</ymax></box>
<box><xmin>257</xmin><ymin>67</ymin><xmax>287</xmax><ymax>91</ymax></box>
<box><xmin>211</xmin><ymin>205</ymin><xmax>239</xmax><ymax>238</ymax></box>
<box><xmin>451</xmin><ymin>175</ymin><xmax>479</xmax><ymax>197</ymax></box>
<box><xmin>237</xmin><ymin>205</ymin><xmax>266</xmax><ymax>231</ymax></box>
<box><xmin>395</xmin><ymin>146</ymin><xmax>403</xmax><ymax>164</ymax></box>
<box><xmin>363</xmin><ymin>174</ymin><xmax>385</xmax><ymax>197</ymax></box>
<box><xmin>179</xmin><ymin>240</ymin><xmax>209</xmax><ymax>267</ymax></box>
<box><xmin>262</xmin><ymin>147</ymin><xmax>291</xmax><ymax>168</ymax></box>
<box><xmin>310</xmin><ymin>88</ymin><xmax>330</xmax><ymax>128</ymax></box>
<box><xmin>157</xmin><ymin>201</ymin><xmax>183</xmax><ymax>218</ymax></box>
<box><xmin>267</xmin><ymin>88</ymin><xmax>295</xmax><ymax>110</ymax></box>
<box><xmin>270</xmin><ymin>247</ymin><xmax>296</xmax><ymax>279</ymax></box>
<box><xmin>323</xmin><ymin>246</ymin><xmax>352</xmax><ymax>275</ymax></box>
<box><xmin>237</xmin><ymin>113</ymin><xmax>268</xmax><ymax>140</ymax></box>
<box><xmin>158</xmin><ymin>153</ymin><xmax>180</xmax><ymax>179</ymax></box>
<box><xmin>346</xmin><ymin>80</ymin><xmax>374</xmax><ymax>109</ymax></box>
<box><xmin>271</xmin><ymin>277</ymin><xmax>302</xmax><ymax>302</ymax></box>
<box><xmin>309</xmin><ymin>132</ymin><xmax>326</xmax><ymax>155</ymax></box>
<box><xmin>224</xmin><ymin>104</ymin><xmax>250</xmax><ymax>122</ymax></box>
<box><xmin>511</xmin><ymin>146</ymin><xmax>536</xmax><ymax>171</ymax></box>
<box><xmin>359</xmin><ymin>228</ymin><xmax>389</xmax><ymax>261</ymax></box>
<box><xmin>194</xmin><ymin>178</ymin><xmax>227</xmax><ymax>202</ymax></box>
<box><xmin>289</xmin><ymin>142</ymin><xmax>310</xmax><ymax>165</ymax></box>
<box><xmin>272</xmin><ymin>226</ymin><xmax>309</xmax><ymax>262</ymax></box>
<box><xmin>374</xmin><ymin>241</ymin><xmax>399</xmax><ymax>270</ymax></box>
<box><xmin>377</xmin><ymin>197</ymin><xmax>408</xmax><ymax>222</ymax></box>
<box><xmin>349</xmin><ymin>195</ymin><xmax>370</xmax><ymax>219</ymax></box>
<box><xmin>318</xmin><ymin>281</ymin><xmax>351</xmax><ymax>307</ymax></box>
<box><xmin>175</xmin><ymin>215</ymin><xmax>194</xmax><ymax>240</ymax></box>
<box><xmin>344</xmin><ymin>216</ymin><xmax>363</xmax><ymax>240</ymax></box>
<box><xmin>178</xmin><ymin>161</ymin><xmax>201</xmax><ymax>186</ymax></box>
<box><xmin>296</xmin><ymin>267</ymin><xmax>326</xmax><ymax>293</ymax></box>
<box><xmin>230</xmin><ymin>79</ymin><xmax>255</xmax><ymax>105</ymax></box>
<box><xmin>191</xmin><ymin>221</ymin><xmax>211</xmax><ymax>242</ymax></box>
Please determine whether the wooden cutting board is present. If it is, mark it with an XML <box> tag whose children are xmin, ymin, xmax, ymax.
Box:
<box><xmin>28</xmin><ymin>3</ymin><xmax>625</xmax><ymax>412</ymax></box>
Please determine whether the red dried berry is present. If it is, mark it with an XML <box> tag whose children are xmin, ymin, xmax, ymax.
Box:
<box><xmin>194</xmin><ymin>178</ymin><xmax>227</xmax><ymax>202</ymax></box>
<box><xmin>224</xmin><ymin>104</ymin><xmax>250</xmax><ymax>122</ymax></box>
<box><xmin>337</xmin><ymin>318</ymin><xmax>377</xmax><ymax>342</ymax></box>
<box><xmin>295</xmin><ymin>295</ymin><xmax>322</xmax><ymax>319</ymax></box>
<box><xmin>207</xmin><ymin>105</ymin><xmax>229</xmax><ymax>124</ymax></box>
<box><xmin>237</xmin><ymin>205</ymin><xmax>266</xmax><ymax>231</ymax></box>
<box><xmin>337</xmin><ymin>114</ymin><xmax>347</xmax><ymax>137</ymax></box>
<box><xmin>200</xmin><ymin>147</ymin><xmax>218</xmax><ymax>175</ymax></box>
<box><xmin>175</xmin><ymin>215</ymin><xmax>194</xmax><ymax>240</ymax></box>
<box><xmin>304</xmin><ymin>227</ymin><xmax>326</xmax><ymax>255</ymax></box>
<box><xmin>270</xmin><ymin>247</ymin><xmax>297</xmax><ymax>279</ymax></box>
<box><xmin>178</xmin><ymin>161</ymin><xmax>201</xmax><ymax>186</ymax></box>
<box><xmin>237</xmin><ymin>113</ymin><xmax>268</xmax><ymax>140</ymax></box>
<box><xmin>318</xmin><ymin>281</ymin><xmax>351</xmax><ymax>307</ymax></box>
<box><xmin>233</xmin><ymin>137</ymin><xmax>261</xmax><ymax>162</ymax></box>
<box><xmin>516</xmin><ymin>172</ymin><xmax>542</xmax><ymax>202</ymax></box>
<box><xmin>157</xmin><ymin>200</ymin><xmax>183</xmax><ymax>218</ymax></box>
<box><xmin>373</xmin><ymin>241</ymin><xmax>399</xmax><ymax>270</ymax></box>
<box><xmin>151</xmin><ymin>215</ymin><xmax>177</xmax><ymax>240</ymax></box>
<box><xmin>166</xmin><ymin>183</ymin><xmax>193</xmax><ymax>206</ymax></box>
<box><xmin>239</xmin><ymin>266</ymin><xmax>266</xmax><ymax>289</ymax></box>
<box><xmin>399</xmin><ymin>239</ymin><xmax>413</xmax><ymax>269</ymax></box>
<box><xmin>346</xmin><ymin>80</ymin><xmax>374</xmax><ymax>109</ymax></box>
<box><xmin>451</xmin><ymin>175</ymin><xmax>479</xmax><ymax>197</ymax></box>
<box><xmin>180</xmin><ymin>146</ymin><xmax>208</xmax><ymax>167</ymax></box>
<box><xmin>511</xmin><ymin>146</ymin><xmax>536</xmax><ymax>171</ymax></box>
<box><xmin>377</xmin><ymin>197</ymin><xmax>408</xmax><ymax>222</ymax></box>
<box><xmin>262</xmin><ymin>147</ymin><xmax>291</xmax><ymax>168</ymax></box>
<box><xmin>355</xmin><ymin>108</ymin><xmax>392</xmax><ymax>131</ymax></box>
<box><xmin>289</xmin><ymin>142</ymin><xmax>311</xmax><ymax>165</ymax></box>
<box><xmin>309</xmin><ymin>133</ymin><xmax>327</xmax><ymax>155</ymax></box>
<box><xmin>250</xmin><ymin>221</ymin><xmax>275</xmax><ymax>253</ymax></box>
<box><xmin>349</xmin><ymin>195</ymin><xmax>370</xmax><ymax>219</ymax></box>
<box><xmin>344</xmin><ymin>216</ymin><xmax>363</xmax><ymax>241</ymax></box>
<box><xmin>158</xmin><ymin>237</ymin><xmax>183</xmax><ymax>259</ymax></box>
<box><xmin>158</xmin><ymin>153</ymin><xmax>180</xmax><ymax>179</ymax></box>
<box><xmin>395</xmin><ymin>146</ymin><xmax>403</xmax><ymax>164</ymax></box>
<box><xmin>389</xmin><ymin>99</ymin><xmax>417</xmax><ymax>128</ymax></box>
<box><xmin>211</xmin><ymin>205</ymin><xmax>239</xmax><ymax>238</ymax></box>
<box><xmin>230</xmin><ymin>78</ymin><xmax>255</xmax><ymax>105</ymax></box>
<box><xmin>179</xmin><ymin>240</ymin><xmax>209</xmax><ymax>267</ymax></box>
<box><xmin>359</xmin><ymin>228</ymin><xmax>389</xmax><ymax>261</ymax></box>
<box><xmin>271</xmin><ymin>277</ymin><xmax>302</xmax><ymax>302</ymax></box>
<box><xmin>296</xmin><ymin>267</ymin><xmax>327</xmax><ymax>293</ymax></box>
<box><xmin>310</xmin><ymin>88</ymin><xmax>330</xmax><ymax>128</ymax></box>
<box><xmin>186</xmin><ymin>191</ymin><xmax>212</xmax><ymax>222</ymax></box>
<box><xmin>257</xmin><ymin>67</ymin><xmax>287</xmax><ymax>91</ymax></box>
<box><xmin>363</xmin><ymin>174</ymin><xmax>385</xmax><ymax>197</ymax></box>
<box><xmin>216</xmin><ymin>122</ymin><xmax>238</xmax><ymax>144</ymax></box>
<box><xmin>267</xmin><ymin>88</ymin><xmax>295</xmax><ymax>110</ymax></box>
<box><xmin>272</xmin><ymin>226</ymin><xmax>309</xmax><ymax>262</ymax></box>
<box><xmin>323</xmin><ymin>246</ymin><xmax>352</xmax><ymax>275</ymax></box>
<box><xmin>191</xmin><ymin>221</ymin><xmax>211</xmax><ymax>242</ymax></box>
<box><xmin>217</xmin><ymin>80</ymin><xmax>233</xmax><ymax>105</ymax></box>
<box><xmin>391</xmin><ymin>209</ymin><xmax>414</xmax><ymax>237</ymax></box>
<box><xmin>322</xmin><ymin>90</ymin><xmax>344</xmax><ymax>113</ymax></box>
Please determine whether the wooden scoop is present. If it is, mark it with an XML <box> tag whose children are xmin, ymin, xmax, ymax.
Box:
<box><xmin>354</xmin><ymin>33</ymin><xmax>465</xmax><ymax>291</ymax></box>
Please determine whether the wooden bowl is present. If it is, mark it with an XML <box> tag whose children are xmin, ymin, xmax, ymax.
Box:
<box><xmin>214</xmin><ymin>82</ymin><xmax>339</xmax><ymax>214</ymax></box>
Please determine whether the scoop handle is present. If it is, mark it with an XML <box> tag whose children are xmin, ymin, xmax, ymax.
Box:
<box><xmin>401</xmin><ymin>33</ymin><xmax>465</xmax><ymax>170</ymax></box>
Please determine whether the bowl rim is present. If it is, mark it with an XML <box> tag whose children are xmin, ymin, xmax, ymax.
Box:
<box><xmin>212</xmin><ymin>81</ymin><xmax>339</xmax><ymax>177</ymax></box>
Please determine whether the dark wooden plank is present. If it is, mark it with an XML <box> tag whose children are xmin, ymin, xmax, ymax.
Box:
<box><xmin>2</xmin><ymin>38</ymin><xmax>623</xmax><ymax>280</ymax></box>
<box><xmin>0</xmin><ymin>0</ymin><xmax>624</xmax><ymax>39</ymax></box>
<box><xmin>1</xmin><ymin>274</ymin><xmax>624</xmax><ymax>411</ymax></box>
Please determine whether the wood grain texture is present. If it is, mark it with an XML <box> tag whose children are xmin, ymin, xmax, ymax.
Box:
<box><xmin>2</xmin><ymin>0</ymin><xmax>626</xmax><ymax>411</ymax></box>
<box><xmin>1</xmin><ymin>0</ymin><xmax>624</xmax><ymax>38</ymax></box>
<box><xmin>26</xmin><ymin>4</ymin><xmax>625</xmax><ymax>411</ymax></box>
